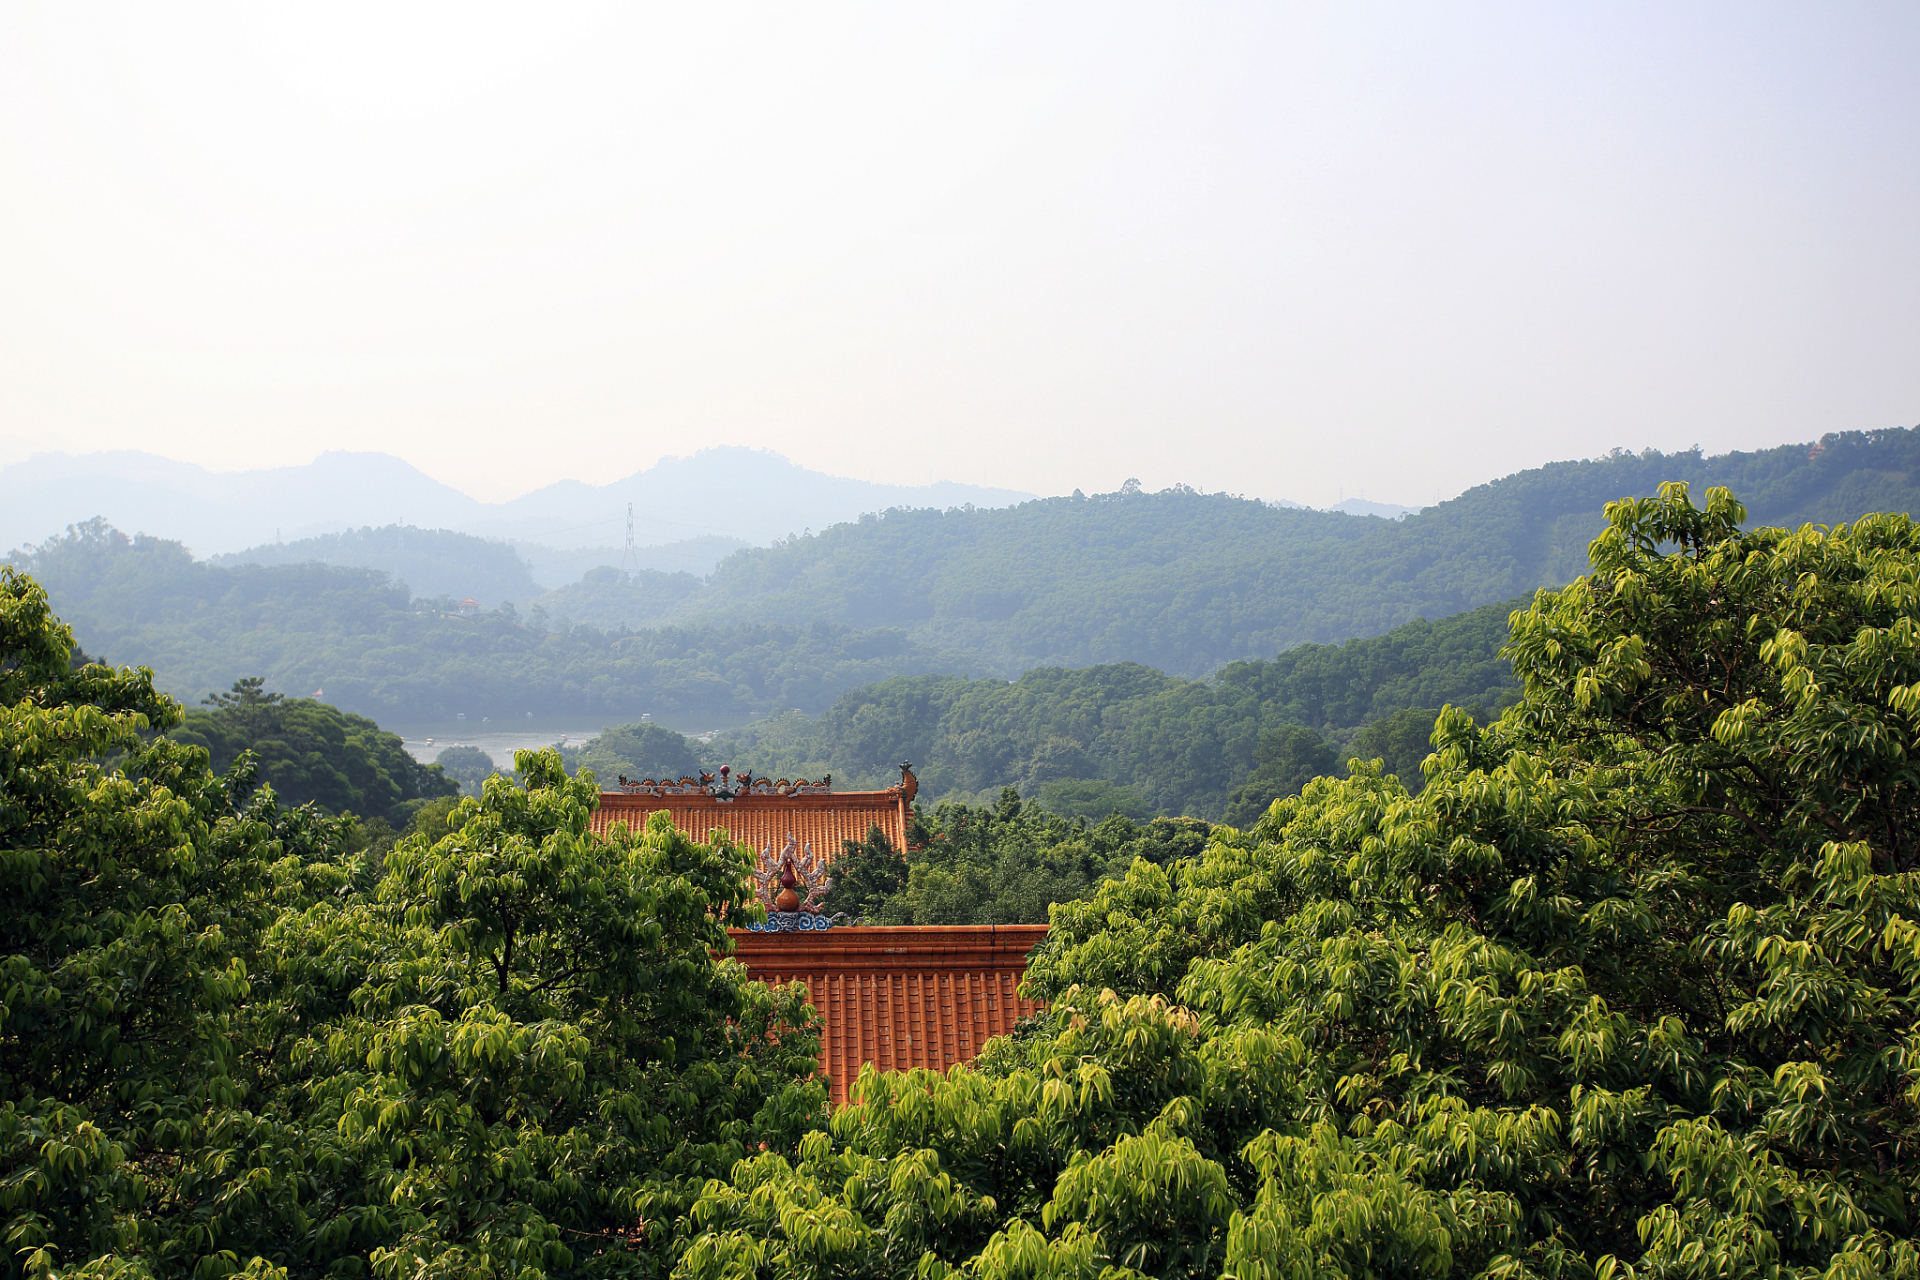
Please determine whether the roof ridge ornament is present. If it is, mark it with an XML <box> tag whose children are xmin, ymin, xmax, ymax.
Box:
<box><xmin>615</xmin><ymin>767</ymin><xmax>833</xmax><ymax>797</ymax></box>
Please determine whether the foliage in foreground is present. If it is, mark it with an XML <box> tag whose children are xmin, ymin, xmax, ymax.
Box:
<box><xmin>16</xmin><ymin>478</ymin><xmax>1920</xmax><ymax>1277</ymax></box>
<box><xmin>1</xmin><ymin>563</ymin><xmax>823</xmax><ymax>1279</ymax></box>
<box><xmin>679</xmin><ymin>485</ymin><xmax>1920</xmax><ymax>1278</ymax></box>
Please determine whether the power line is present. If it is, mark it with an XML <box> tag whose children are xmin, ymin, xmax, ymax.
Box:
<box><xmin>619</xmin><ymin>503</ymin><xmax>639</xmax><ymax>575</ymax></box>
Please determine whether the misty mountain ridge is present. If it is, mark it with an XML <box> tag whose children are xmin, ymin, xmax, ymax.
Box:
<box><xmin>541</xmin><ymin>427</ymin><xmax>1920</xmax><ymax>675</ymax></box>
<box><xmin>15</xmin><ymin>425</ymin><xmax>1913</xmax><ymax>728</ymax></box>
<box><xmin>0</xmin><ymin>445</ymin><xmax>1035</xmax><ymax>557</ymax></box>
<box><xmin>1322</xmin><ymin>498</ymin><xmax>1420</xmax><ymax>520</ymax></box>
<box><xmin>215</xmin><ymin>526</ymin><xmax>749</xmax><ymax>606</ymax></box>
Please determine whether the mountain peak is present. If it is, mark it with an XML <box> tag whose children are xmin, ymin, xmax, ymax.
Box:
<box><xmin>0</xmin><ymin>448</ymin><xmax>1035</xmax><ymax>557</ymax></box>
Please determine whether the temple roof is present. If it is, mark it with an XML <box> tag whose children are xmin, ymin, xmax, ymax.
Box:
<box><xmin>600</xmin><ymin>765</ymin><xmax>1049</xmax><ymax>1104</ymax></box>
<box><xmin>729</xmin><ymin>924</ymin><xmax>1049</xmax><ymax>1104</ymax></box>
<box><xmin>591</xmin><ymin>763</ymin><xmax>915</xmax><ymax>860</ymax></box>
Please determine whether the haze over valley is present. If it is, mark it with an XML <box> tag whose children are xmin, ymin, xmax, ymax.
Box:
<box><xmin>0</xmin><ymin>445</ymin><xmax>1036</xmax><ymax>562</ymax></box>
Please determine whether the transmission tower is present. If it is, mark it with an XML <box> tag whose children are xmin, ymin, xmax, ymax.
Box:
<box><xmin>619</xmin><ymin>503</ymin><xmax>639</xmax><ymax>575</ymax></box>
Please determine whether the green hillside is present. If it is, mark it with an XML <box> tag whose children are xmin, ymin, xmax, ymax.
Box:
<box><xmin>620</xmin><ymin>427</ymin><xmax>1920</xmax><ymax>676</ymax></box>
<box><xmin>699</xmin><ymin>593</ymin><xmax>1525</xmax><ymax>819</ymax></box>
<box><xmin>13</xmin><ymin>519</ymin><xmax>964</xmax><ymax>720</ymax></box>
<box><xmin>213</xmin><ymin>524</ymin><xmax>543</xmax><ymax>605</ymax></box>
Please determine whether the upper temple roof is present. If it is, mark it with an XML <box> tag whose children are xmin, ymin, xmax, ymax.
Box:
<box><xmin>590</xmin><ymin>763</ymin><xmax>917</xmax><ymax>862</ymax></box>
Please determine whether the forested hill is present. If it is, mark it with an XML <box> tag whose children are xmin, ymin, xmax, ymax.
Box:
<box><xmin>212</xmin><ymin>525</ymin><xmax>543</xmax><ymax>606</ymax></box>
<box><xmin>11</xmin><ymin>519</ymin><xmax>967</xmax><ymax>720</ymax></box>
<box><xmin>618</xmin><ymin>427</ymin><xmax>1920</xmax><ymax>676</ymax></box>
<box><xmin>703</xmin><ymin>594</ymin><xmax>1526</xmax><ymax>820</ymax></box>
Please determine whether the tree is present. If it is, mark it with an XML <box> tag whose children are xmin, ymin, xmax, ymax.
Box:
<box><xmin>1341</xmin><ymin>703</ymin><xmax>1445</xmax><ymax>796</ymax></box>
<box><xmin>172</xmin><ymin>679</ymin><xmax>457</xmax><ymax>826</ymax></box>
<box><xmin>565</xmin><ymin>722</ymin><xmax>700</xmax><ymax>785</ymax></box>
<box><xmin>433</xmin><ymin>743</ymin><xmax>498</xmax><ymax>796</ymax></box>
<box><xmin>1032</xmin><ymin>778</ymin><xmax>1150</xmax><ymax>823</ymax></box>
<box><xmin>823</xmin><ymin>802</ymin><xmax>1215</xmax><ymax>929</ymax></box>
<box><xmin>261</xmin><ymin>751</ymin><xmax>827</xmax><ymax>1278</ymax></box>
<box><xmin>0</xmin><ymin>565</ymin><xmax>344</xmax><ymax>1278</ymax></box>
<box><xmin>202</xmin><ymin>674</ymin><xmax>284</xmax><ymax>728</ymax></box>
<box><xmin>3</xmin><ymin>570</ymin><xmax>829</xmax><ymax>1279</ymax></box>
<box><xmin>819</xmin><ymin>825</ymin><xmax>908</xmax><ymax>921</ymax></box>
<box><xmin>1221</xmin><ymin>723</ymin><xmax>1336</xmax><ymax>827</ymax></box>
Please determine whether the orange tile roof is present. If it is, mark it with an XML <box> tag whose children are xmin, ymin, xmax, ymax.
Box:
<box><xmin>727</xmin><ymin>924</ymin><xmax>1049</xmax><ymax>1105</ymax></box>
<box><xmin>592</xmin><ymin>789</ymin><xmax>910</xmax><ymax>860</ymax></box>
<box><xmin>593</xmin><ymin>776</ymin><xmax>912</xmax><ymax>863</ymax></box>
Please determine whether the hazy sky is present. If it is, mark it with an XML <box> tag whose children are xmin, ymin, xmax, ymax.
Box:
<box><xmin>1</xmin><ymin>3</ymin><xmax>1915</xmax><ymax>506</ymax></box>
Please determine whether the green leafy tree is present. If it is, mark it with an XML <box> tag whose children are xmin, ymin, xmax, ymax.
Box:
<box><xmin>3</xmin><ymin>570</ymin><xmax>830</xmax><ymax>1279</ymax></box>
<box><xmin>566</xmin><ymin>722</ymin><xmax>701</xmax><ymax>784</ymax></box>
<box><xmin>261</xmin><ymin>751</ymin><xmax>828</xmax><ymax>1278</ymax></box>
<box><xmin>1340</xmin><ymin>703</ymin><xmax>1445</xmax><ymax>796</ymax></box>
<box><xmin>0</xmin><ymin>565</ymin><xmax>348</xmax><ymax>1279</ymax></box>
<box><xmin>433</xmin><ymin>743</ymin><xmax>498</xmax><ymax>796</ymax></box>
<box><xmin>819</xmin><ymin>825</ymin><xmax>909</xmax><ymax>921</ymax></box>
<box><xmin>173</xmin><ymin>679</ymin><xmax>457</xmax><ymax>825</ymax></box>
<box><xmin>1032</xmin><ymin>778</ymin><xmax>1150</xmax><ymax>823</ymax></box>
<box><xmin>825</xmin><ymin>799</ymin><xmax>1211</xmax><ymax>928</ymax></box>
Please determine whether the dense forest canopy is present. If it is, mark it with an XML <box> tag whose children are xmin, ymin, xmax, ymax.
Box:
<box><xmin>820</xmin><ymin>800</ymin><xmax>1216</xmax><ymax>928</ymax></box>
<box><xmin>212</xmin><ymin>524</ymin><xmax>544</xmax><ymax>607</ymax></box>
<box><xmin>172</xmin><ymin>677</ymin><xmax>457</xmax><ymax>827</ymax></box>
<box><xmin>679</xmin><ymin>485</ymin><xmax>1920</xmax><ymax>1278</ymax></box>
<box><xmin>12</xmin><ymin>430</ymin><xmax>1920</xmax><ymax>722</ymax></box>
<box><xmin>1</xmin><ymin>564</ymin><xmax>825</xmax><ymax>1279</ymax></box>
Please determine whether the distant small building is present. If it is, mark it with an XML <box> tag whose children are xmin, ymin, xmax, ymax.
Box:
<box><xmin>457</xmin><ymin>596</ymin><xmax>481</xmax><ymax>617</ymax></box>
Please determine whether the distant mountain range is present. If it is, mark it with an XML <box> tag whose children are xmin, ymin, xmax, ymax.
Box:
<box><xmin>0</xmin><ymin>446</ymin><xmax>1037</xmax><ymax>558</ymax></box>
<box><xmin>212</xmin><ymin>526</ymin><xmax>749</xmax><ymax>601</ymax></box>
<box><xmin>14</xmin><ymin>427</ymin><xmax>1916</xmax><ymax>726</ymax></box>
<box><xmin>542</xmin><ymin>428</ymin><xmax>1920</xmax><ymax>675</ymax></box>
<box><xmin>1324</xmin><ymin>498</ymin><xmax>1418</xmax><ymax>520</ymax></box>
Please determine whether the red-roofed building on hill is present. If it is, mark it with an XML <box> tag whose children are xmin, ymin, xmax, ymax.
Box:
<box><xmin>598</xmin><ymin>765</ymin><xmax>1049</xmax><ymax>1104</ymax></box>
